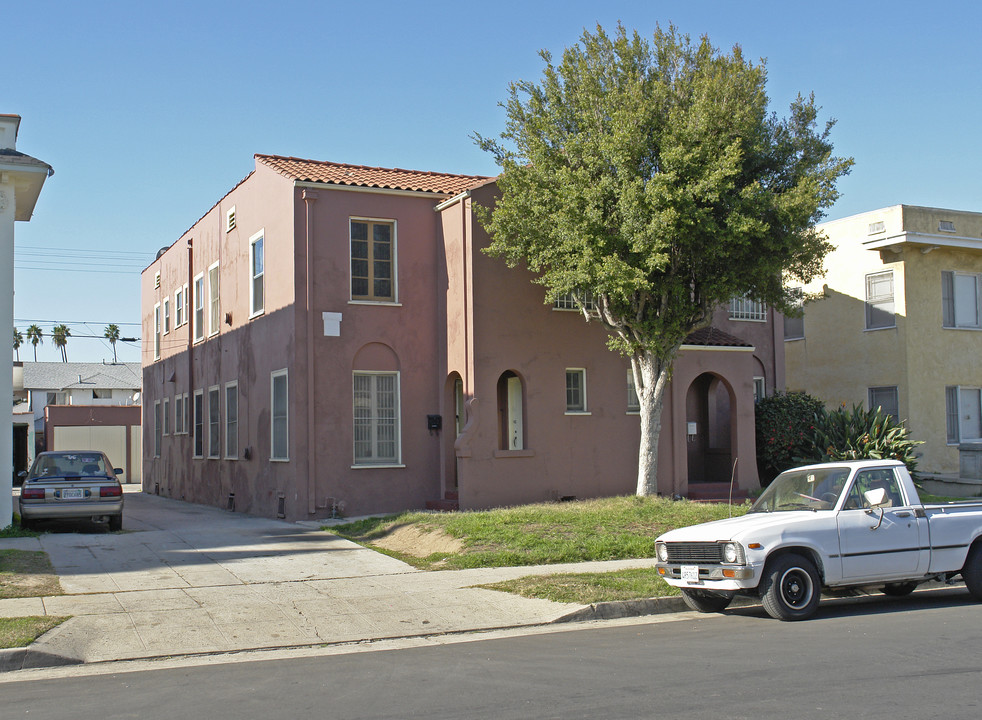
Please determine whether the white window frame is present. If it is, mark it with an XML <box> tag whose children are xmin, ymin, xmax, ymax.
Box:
<box><xmin>753</xmin><ymin>377</ymin><xmax>766</xmax><ymax>403</ymax></box>
<box><xmin>353</xmin><ymin>371</ymin><xmax>402</xmax><ymax>466</ymax></box>
<box><xmin>250</xmin><ymin>229</ymin><xmax>265</xmax><ymax>318</ymax></box>
<box><xmin>565</xmin><ymin>368</ymin><xmax>589</xmax><ymax>414</ymax></box>
<box><xmin>942</xmin><ymin>271</ymin><xmax>982</xmax><ymax>329</ymax></box>
<box><xmin>729</xmin><ymin>296</ymin><xmax>767</xmax><ymax>322</ymax></box>
<box><xmin>865</xmin><ymin>270</ymin><xmax>895</xmax><ymax>330</ymax></box>
<box><xmin>192</xmin><ymin>389</ymin><xmax>204</xmax><ymax>458</ymax></box>
<box><xmin>208</xmin><ymin>262</ymin><xmax>220</xmax><ymax>337</ymax></box>
<box><xmin>162</xmin><ymin>297</ymin><xmax>171</xmax><ymax>335</ymax></box>
<box><xmin>947</xmin><ymin>386</ymin><xmax>982</xmax><ymax>444</ymax></box>
<box><xmin>153</xmin><ymin>303</ymin><xmax>161</xmax><ymax>360</ymax></box>
<box><xmin>554</xmin><ymin>291</ymin><xmax>597</xmax><ymax>311</ymax></box>
<box><xmin>153</xmin><ymin>401</ymin><xmax>162</xmax><ymax>458</ymax></box>
<box><xmin>174</xmin><ymin>394</ymin><xmax>184</xmax><ymax>435</ymax></box>
<box><xmin>207</xmin><ymin>385</ymin><xmax>221</xmax><ymax>459</ymax></box>
<box><xmin>183</xmin><ymin>392</ymin><xmax>189</xmax><ymax>435</ymax></box>
<box><xmin>225</xmin><ymin>381</ymin><xmax>238</xmax><ymax>460</ymax></box>
<box><xmin>349</xmin><ymin>218</ymin><xmax>398</xmax><ymax>303</ymax></box>
<box><xmin>868</xmin><ymin>386</ymin><xmax>899</xmax><ymax>419</ymax></box>
<box><xmin>162</xmin><ymin>397</ymin><xmax>170</xmax><ymax>436</ymax></box>
<box><xmin>271</xmin><ymin>369</ymin><xmax>289</xmax><ymax>461</ymax></box>
<box><xmin>175</xmin><ymin>285</ymin><xmax>186</xmax><ymax>327</ymax></box>
<box><xmin>193</xmin><ymin>272</ymin><xmax>205</xmax><ymax>342</ymax></box>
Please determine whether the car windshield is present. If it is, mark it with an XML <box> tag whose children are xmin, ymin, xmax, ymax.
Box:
<box><xmin>30</xmin><ymin>453</ymin><xmax>108</xmax><ymax>479</ymax></box>
<box><xmin>749</xmin><ymin>467</ymin><xmax>850</xmax><ymax>513</ymax></box>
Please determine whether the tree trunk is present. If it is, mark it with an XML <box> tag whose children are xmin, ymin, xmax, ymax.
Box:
<box><xmin>633</xmin><ymin>350</ymin><xmax>671</xmax><ymax>496</ymax></box>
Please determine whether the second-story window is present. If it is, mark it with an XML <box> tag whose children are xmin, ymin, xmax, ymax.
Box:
<box><xmin>175</xmin><ymin>286</ymin><xmax>185</xmax><ymax>327</ymax></box>
<box><xmin>208</xmin><ymin>262</ymin><xmax>220</xmax><ymax>336</ymax></box>
<box><xmin>350</xmin><ymin>219</ymin><xmax>395</xmax><ymax>302</ymax></box>
<box><xmin>942</xmin><ymin>271</ymin><xmax>981</xmax><ymax>329</ymax></box>
<box><xmin>250</xmin><ymin>230</ymin><xmax>265</xmax><ymax>316</ymax></box>
<box><xmin>193</xmin><ymin>273</ymin><xmax>204</xmax><ymax>342</ymax></box>
<box><xmin>729</xmin><ymin>296</ymin><xmax>767</xmax><ymax>321</ymax></box>
<box><xmin>865</xmin><ymin>270</ymin><xmax>895</xmax><ymax>330</ymax></box>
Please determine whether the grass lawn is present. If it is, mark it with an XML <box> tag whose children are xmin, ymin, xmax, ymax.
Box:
<box><xmin>0</xmin><ymin>617</ymin><xmax>68</xmax><ymax>649</ymax></box>
<box><xmin>479</xmin><ymin>567</ymin><xmax>682</xmax><ymax>604</ymax></box>
<box><xmin>0</xmin><ymin>550</ymin><xmax>68</xmax><ymax>649</ymax></box>
<box><xmin>329</xmin><ymin>495</ymin><xmax>747</xmax><ymax>570</ymax></box>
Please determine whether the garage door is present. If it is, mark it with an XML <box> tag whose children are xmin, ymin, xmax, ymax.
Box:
<box><xmin>53</xmin><ymin>426</ymin><xmax>132</xmax><ymax>481</ymax></box>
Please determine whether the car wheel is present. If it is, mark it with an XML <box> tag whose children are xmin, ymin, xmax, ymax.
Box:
<box><xmin>882</xmin><ymin>581</ymin><xmax>918</xmax><ymax>597</ymax></box>
<box><xmin>963</xmin><ymin>543</ymin><xmax>982</xmax><ymax>600</ymax></box>
<box><xmin>760</xmin><ymin>553</ymin><xmax>821</xmax><ymax>621</ymax></box>
<box><xmin>108</xmin><ymin>515</ymin><xmax>123</xmax><ymax>532</ymax></box>
<box><xmin>680</xmin><ymin>588</ymin><xmax>733</xmax><ymax>613</ymax></box>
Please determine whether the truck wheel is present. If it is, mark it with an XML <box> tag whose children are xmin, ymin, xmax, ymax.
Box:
<box><xmin>680</xmin><ymin>588</ymin><xmax>733</xmax><ymax>613</ymax></box>
<box><xmin>761</xmin><ymin>554</ymin><xmax>821</xmax><ymax>621</ymax></box>
<box><xmin>963</xmin><ymin>543</ymin><xmax>982</xmax><ymax>600</ymax></box>
<box><xmin>882</xmin><ymin>582</ymin><xmax>918</xmax><ymax>597</ymax></box>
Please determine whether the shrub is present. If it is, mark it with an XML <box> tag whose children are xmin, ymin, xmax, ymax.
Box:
<box><xmin>805</xmin><ymin>403</ymin><xmax>921</xmax><ymax>475</ymax></box>
<box><xmin>755</xmin><ymin>391</ymin><xmax>825</xmax><ymax>485</ymax></box>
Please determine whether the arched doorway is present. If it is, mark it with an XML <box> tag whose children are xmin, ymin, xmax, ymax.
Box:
<box><xmin>686</xmin><ymin>372</ymin><xmax>735</xmax><ymax>484</ymax></box>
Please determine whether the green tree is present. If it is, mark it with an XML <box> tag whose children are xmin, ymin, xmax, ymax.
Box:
<box><xmin>475</xmin><ymin>24</ymin><xmax>853</xmax><ymax>495</ymax></box>
<box><xmin>104</xmin><ymin>323</ymin><xmax>121</xmax><ymax>363</ymax></box>
<box><xmin>52</xmin><ymin>324</ymin><xmax>71</xmax><ymax>362</ymax></box>
<box><xmin>13</xmin><ymin>327</ymin><xmax>23</xmax><ymax>361</ymax></box>
<box><xmin>26</xmin><ymin>324</ymin><xmax>43</xmax><ymax>361</ymax></box>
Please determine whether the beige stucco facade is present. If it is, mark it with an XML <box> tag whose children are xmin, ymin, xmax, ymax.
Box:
<box><xmin>786</xmin><ymin>205</ymin><xmax>982</xmax><ymax>476</ymax></box>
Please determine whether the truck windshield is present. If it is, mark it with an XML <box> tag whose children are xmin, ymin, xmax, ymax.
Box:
<box><xmin>750</xmin><ymin>467</ymin><xmax>850</xmax><ymax>513</ymax></box>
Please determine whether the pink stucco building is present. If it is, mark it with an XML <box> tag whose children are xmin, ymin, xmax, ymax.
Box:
<box><xmin>141</xmin><ymin>154</ymin><xmax>783</xmax><ymax>520</ymax></box>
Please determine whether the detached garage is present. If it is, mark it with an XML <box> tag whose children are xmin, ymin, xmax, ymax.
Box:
<box><xmin>45</xmin><ymin>405</ymin><xmax>142</xmax><ymax>483</ymax></box>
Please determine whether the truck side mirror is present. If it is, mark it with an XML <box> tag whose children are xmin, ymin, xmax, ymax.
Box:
<box><xmin>864</xmin><ymin>487</ymin><xmax>887</xmax><ymax>508</ymax></box>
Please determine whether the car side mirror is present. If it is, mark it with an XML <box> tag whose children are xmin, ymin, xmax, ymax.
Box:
<box><xmin>864</xmin><ymin>487</ymin><xmax>888</xmax><ymax>508</ymax></box>
<box><xmin>113</xmin><ymin>468</ymin><xmax>124</xmax><ymax>475</ymax></box>
<box><xmin>17</xmin><ymin>470</ymin><xmax>27</xmax><ymax>478</ymax></box>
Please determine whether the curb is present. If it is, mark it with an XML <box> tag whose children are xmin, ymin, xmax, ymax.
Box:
<box><xmin>0</xmin><ymin>647</ymin><xmax>80</xmax><ymax>673</ymax></box>
<box><xmin>554</xmin><ymin>594</ymin><xmax>762</xmax><ymax>623</ymax></box>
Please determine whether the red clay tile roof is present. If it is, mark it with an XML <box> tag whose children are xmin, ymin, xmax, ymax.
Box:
<box><xmin>683</xmin><ymin>326</ymin><xmax>754</xmax><ymax>348</ymax></box>
<box><xmin>256</xmin><ymin>154</ymin><xmax>491</xmax><ymax>196</ymax></box>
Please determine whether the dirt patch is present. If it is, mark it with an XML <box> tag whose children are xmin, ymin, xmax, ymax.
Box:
<box><xmin>370</xmin><ymin>524</ymin><xmax>464</xmax><ymax>558</ymax></box>
<box><xmin>0</xmin><ymin>550</ymin><xmax>64</xmax><ymax>599</ymax></box>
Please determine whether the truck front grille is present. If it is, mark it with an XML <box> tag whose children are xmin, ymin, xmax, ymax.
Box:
<box><xmin>665</xmin><ymin>542</ymin><xmax>723</xmax><ymax>564</ymax></box>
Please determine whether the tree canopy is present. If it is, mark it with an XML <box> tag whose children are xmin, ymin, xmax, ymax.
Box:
<box><xmin>475</xmin><ymin>24</ymin><xmax>853</xmax><ymax>495</ymax></box>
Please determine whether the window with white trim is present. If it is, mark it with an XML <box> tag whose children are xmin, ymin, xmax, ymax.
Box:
<box><xmin>153</xmin><ymin>303</ymin><xmax>161</xmax><ymax>360</ymax></box>
<box><xmin>271</xmin><ymin>369</ymin><xmax>289</xmax><ymax>460</ymax></box>
<box><xmin>565</xmin><ymin>369</ymin><xmax>587</xmax><ymax>413</ymax></box>
<box><xmin>353</xmin><ymin>372</ymin><xmax>400</xmax><ymax>464</ymax></box>
<box><xmin>153</xmin><ymin>401</ymin><xmax>161</xmax><ymax>458</ymax></box>
<box><xmin>729</xmin><ymin>296</ymin><xmax>767</xmax><ymax>321</ymax></box>
<box><xmin>193</xmin><ymin>273</ymin><xmax>205</xmax><ymax>342</ymax></box>
<box><xmin>175</xmin><ymin>286</ymin><xmax>185</xmax><ymax>327</ymax></box>
<box><xmin>627</xmin><ymin>370</ymin><xmax>640</xmax><ymax>413</ymax></box>
<box><xmin>946</xmin><ymin>386</ymin><xmax>982</xmax><ymax>444</ymax></box>
<box><xmin>250</xmin><ymin>230</ymin><xmax>265</xmax><ymax>316</ymax></box>
<box><xmin>174</xmin><ymin>394</ymin><xmax>184</xmax><ymax>435</ymax></box>
<box><xmin>193</xmin><ymin>390</ymin><xmax>204</xmax><ymax>458</ymax></box>
<box><xmin>208</xmin><ymin>386</ymin><xmax>220</xmax><ymax>459</ymax></box>
<box><xmin>753</xmin><ymin>377</ymin><xmax>766</xmax><ymax>403</ymax></box>
<box><xmin>163</xmin><ymin>397</ymin><xmax>170</xmax><ymax>436</ymax></box>
<box><xmin>942</xmin><ymin>271</ymin><xmax>982</xmax><ymax>329</ymax></box>
<box><xmin>865</xmin><ymin>270</ymin><xmax>895</xmax><ymax>330</ymax></box>
<box><xmin>554</xmin><ymin>291</ymin><xmax>596</xmax><ymax>311</ymax></box>
<box><xmin>163</xmin><ymin>297</ymin><xmax>171</xmax><ymax>335</ymax></box>
<box><xmin>225</xmin><ymin>381</ymin><xmax>238</xmax><ymax>459</ymax></box>
<box><xmin>868</xmin><ymin>386</ymin><xmax>899</xmax><ymax>419</ymax></box>
<box><xmin>350</xmin><ymin>219</ymin><xmax>395</xmax><ymax>301</ymax></box>
<box><xmin>208</xmin><ymin>262</ymin><xmax>220</xmax><ymax>337</ymax></box>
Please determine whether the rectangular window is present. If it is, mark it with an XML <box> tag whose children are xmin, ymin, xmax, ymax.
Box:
<box><xmin>225</xmin><ymin>381</ymin><xmax>238</xmax><ymax>459</ymax></box>
<box><xmin>193</xmin><ymin>390</ymin><xmax>204</xmax><ymax>458</ymax></box>
<box><xmin>153</xmin><ymin>401</ymin><xmax>162</xmax><ymax>458</ymax></box>
<box><xmin>627</xmin><ymin>370</ymin><xmax>640</xmax><ymax>413</ymax></box>
<box><xmin>353</xmin><ymin>372</ymin><xmax>400</xmax><ymax>464</ymax></box>
<box><xmin>175</xmin><ymin>286</ymin><xmax>185</xmax><ymax>327</ymax></box>
<box><xmin>93</xmin><ymin>388</ymin><xmax>111</xmax><ymax>400</ymax></box>
<box><xmin>868</xmin><ymin>386</ymin><xmax>899</xmax><ymax>419</ymax></box>
<box><xmin>947</xmin><ymin>386</ymin><xmax>982</xmax><ymax>444</ymax></box>
<box><xmin>942</xmin><ymin>271</ymin><xmax>981</xmax><ymax>329</ymax></box>
<box><xmin>153</xmin><ymin>303</ymin><xmax>161</xmax><ymax>360</ymax></box>
<box><xmin>174</xmin><ymin>394</ymin><xmax>184</xmax><ymax>435</ymax></box>
<box><xmin>163</xmin><ymin>297</ymin><xmax>171</xmax><ymax>334</ymax></box>
<box><xmin>271</xmin><ymin>369</ymin><xmax>288</xmax><ymax>460</ymax></box>
<box><xmin>865</xmin><ymin>270</ymin><xmax>895</xmax><ymax>330</ymax></box>
<box><xmin>753</xmin><ymin>377</ymin><xmax>766</xmax><ymax>403</ymax></box>
<box><xmin>163</xmin><ymin>397</ymin><xmax>170</xmax><ymax>436</ymax></box>
<box><xmin>784</xmin><ymin>288</ymin><xmax>805</xmax><ymax>340</ymax></box>
<box><xmin>350</xmin><ymin>219</ymin><xmax>395</xmax><ymax>301</ymax></box>
<box><xmin>208</xmin><ymin>262</ymin><xmax>220</xmax><ymax>336</ymax></box>
<box><xmin>250</xmin><ymin>230</ymin><xmax>265</xmax><ymax>316</ymax></box>
<box><xmin>207</xmin><ymin>386</ymin><xmax>220</xmax><ymax>459</ymax></box>
<box><xmin>729</xmin><ymin>296</ymin><xmax>767</xmax><ymax>321</ymax></box>
<box><xmin>554</xmin><ymin>291</ymin><xmax>597</xmax><ymax>311</ymax></box>
<box><xmin>193</xmin><ymin>273</ymin><xmax>205</xmax><ymax>342</ymax></box>
<box><xmin>565</xmin><ymin>369</ymin><xmax>587</xmax><ymax>413</ymax></box>
<box><xmin>183</xmin><ymin>392</ymin><xmax>189</xmax><ymax>435</ymax></box>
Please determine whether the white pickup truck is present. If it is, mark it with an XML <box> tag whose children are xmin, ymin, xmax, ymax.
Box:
<box><xmin>654</xmin><ymin>459</ymin><xmax>982</xmax><ymax>620</ymax></box>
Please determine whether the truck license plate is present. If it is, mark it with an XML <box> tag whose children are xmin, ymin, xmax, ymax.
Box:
<box><xmin>681</xmin><ymin>565</ymin><xmax>700</xmax><ymax>583</ymax></box>
<box><xmin>62</xmin><ymin>489</ymin><xmax>83</xmax><ymax>499</ymax></box>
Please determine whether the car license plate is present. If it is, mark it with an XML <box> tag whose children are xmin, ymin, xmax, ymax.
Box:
<box><xmin>62</xmin><ymin>488</ymin><xmax>83</xmax><ymax>499</ymax></box>
<box><xmin>681</xmin><ymin>565</ymin><xmax>701</xmax><ymax>584</ymax></box>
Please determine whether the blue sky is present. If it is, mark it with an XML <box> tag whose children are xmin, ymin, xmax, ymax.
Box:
<box><xmin>7</xmin><ymin>0</ymin><xmax>981</xmax><ymax>363</ymax></box>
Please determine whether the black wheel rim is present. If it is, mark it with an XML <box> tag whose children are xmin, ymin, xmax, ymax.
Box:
<box><xmin>780</xmin><ymin>567</ymin><xmax>813</xmax><ymax>608</ymax></box>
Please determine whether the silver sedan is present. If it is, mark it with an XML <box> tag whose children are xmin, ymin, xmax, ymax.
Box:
<box><xmin>18</xmin><ymin>451</ymin><xmax>124</xmax><ymax>531</ymax></box>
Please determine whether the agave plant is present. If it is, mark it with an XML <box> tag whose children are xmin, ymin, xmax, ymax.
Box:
<box><xmin>805</xmin><ymin>404</ymin><xmax>922</xmax><ymax>475</ymax></box>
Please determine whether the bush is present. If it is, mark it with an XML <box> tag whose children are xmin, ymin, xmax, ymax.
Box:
<box><xmin>755</xmin><ymin>391</ymin><xmax>825</xmax><ymax>485</ymax></box>
<box><xmin>805</xmin><ymin>403</ymin><xmax>921</xmax><ymax>475</ymax></box>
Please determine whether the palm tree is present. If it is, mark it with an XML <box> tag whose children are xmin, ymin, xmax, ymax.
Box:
<box><xmin>26</xmin><ymin>324</ymin><xmax>43</xmax><ymax>361</ymax></box>
<box><xmin>13</xmin><ymin>327</ymin><xmax>23</xmax><ymax>361</ymax></box>
<box><xmin>104</xmin><ymin>323</ymin><xmax>121</xmax><ymax>363</ymax></box>
<box><xmin>52</xmin><ymin>324</ymin><xmax>71</xmax><ymax>362</ymax></box>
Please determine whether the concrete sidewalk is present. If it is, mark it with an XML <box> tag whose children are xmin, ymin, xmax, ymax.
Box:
<box><xmin>1</xmin><ymin>488</ymin><xmax>672</xmax><ymax>672</ymax></box>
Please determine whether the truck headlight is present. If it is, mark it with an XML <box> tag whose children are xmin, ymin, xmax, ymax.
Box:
<box><xmin>722</xmin><ymin>542</ymin><xmax>743</xmax><ymax>564</ymax></box>
<box><xmin>656</xmin><ymin>542</ymin><xmax>668</xmax><ymax>562</ymax></box>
